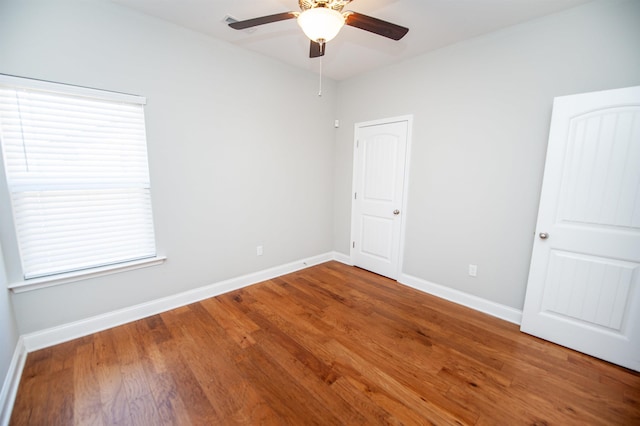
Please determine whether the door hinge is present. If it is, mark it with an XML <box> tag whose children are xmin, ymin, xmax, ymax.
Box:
<box><xmin>352</xmin><ymin>241</ymin><xmax>355</xmax><ymax>248</ymax></box>
<box><xmin>356</xmin><ymin>140</ymin><xmax>359</xmax><ymax>148</ymax></box>
<box><xmin>354</xmin><ymin>192</ymin><xmax>357</xmax><ymax>200</ymax></box>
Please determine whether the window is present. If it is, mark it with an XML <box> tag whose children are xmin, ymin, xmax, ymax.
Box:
<box><xmin>0</xmin><ymin>75</ymin><xmax>157</xmax><ymax>280</ymax></box>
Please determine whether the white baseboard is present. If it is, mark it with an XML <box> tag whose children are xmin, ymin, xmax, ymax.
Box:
<box><xmin>332</xmin><ymin>251</ymin><xmax>352</xmax><ymax>265</ymax></box>
<box><xmin>23</xmin><ymin>252</ymin><xmax>338</xmax><ymax>352</ymax></box>
<box><xmin>20</xmin><ymin>253</ymin><xmax>522</xmax><ymax>353</ymax></box>
<box><xmin>332</xmin><ymin>254</ymin><xmax>520</xmax><ymax>325</ymax></box>
<box><xmin>399</xmin><ymin>273</ymin><xmax>522</xmax><ymax>325</ymax></box>
<box><xmin>0</xmin><ymin>337</ymin><xmax>27</xmax><ymax>426</ymax></box>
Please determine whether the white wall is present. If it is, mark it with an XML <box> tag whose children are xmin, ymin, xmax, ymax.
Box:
<box><xmin>0</xmin><ymin>0</ymin><xmax>337</xmax><ymax>333</ymax></box>
<box><xmin>333</xmin><ymin>0</ymin><xmax>640</xmax><ymax>309</ymax></box>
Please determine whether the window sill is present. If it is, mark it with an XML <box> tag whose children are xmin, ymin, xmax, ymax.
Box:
<box><xmin>8</xmin><ymin>256</ymin><xmax>167</xmax><ymax>293</ymax></box>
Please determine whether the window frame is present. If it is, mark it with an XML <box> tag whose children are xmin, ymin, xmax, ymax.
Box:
<box><xmin>0</xmin><ymin>74</ymin><xmax>164</xmax><ymax>291</ymax></box>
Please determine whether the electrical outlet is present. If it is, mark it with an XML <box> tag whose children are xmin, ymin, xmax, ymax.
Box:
<box><xmin>468</xmin><ymin>264</ymin><xmax>477</xmax><ymax>277</ymax></box>
<box><xmin>256</xmin><ymin>245</ymin><xmax>263</xmax><ymax>256</ymax></box>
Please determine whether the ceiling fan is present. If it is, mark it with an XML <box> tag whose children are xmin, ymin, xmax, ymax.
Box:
<box><xmin>228</xmin><ymin>0</ymin><xmax>409</xmax><ymax>58</ymax></box>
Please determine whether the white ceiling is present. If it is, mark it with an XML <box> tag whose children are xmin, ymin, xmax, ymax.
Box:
<box><xmin>109</xmin><ymin>0</ymin><xmax>592</xmax><ymax>80</ymax></box>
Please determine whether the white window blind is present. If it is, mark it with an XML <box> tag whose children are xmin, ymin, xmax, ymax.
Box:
<box><xmin>0</xmin><ymin>75</ymin><xmax>156</xmax><ymax>279</ymax></box>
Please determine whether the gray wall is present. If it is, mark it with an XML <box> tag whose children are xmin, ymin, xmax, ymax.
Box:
<box><xmin>0</xmin><ymin>0</ymin><xmax>337</xmax><ymax>333</ymax></box>
<box><xmin>0</xmin><ymin>243</ymin><xmax>19</xmax><ymax>398</ymax></box>
<box><xmin>333</xmin><ymin>0</ymin><xmax>640</xmax><ymax>309</ymax></box>
<box><xmin>1</xmin><ymin>0</ymin><xmax>639</xmax><ymax>337</ymax></box>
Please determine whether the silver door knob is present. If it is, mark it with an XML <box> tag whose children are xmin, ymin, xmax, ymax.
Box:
<box><xmin>393</xmin><ymin>209</ymin><xmax>400</xmax><ymax>215</ymax></box>
<box><xmin>539</xmin><ymin>232</ymin><xmax>549</xmax><ymax>239</ymax></box>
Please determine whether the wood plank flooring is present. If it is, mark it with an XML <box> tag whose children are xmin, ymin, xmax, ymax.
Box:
<box><xmin>10</xmin><ymin>261</ymin><xmax>640</xmax><ymax>425</ymax></box>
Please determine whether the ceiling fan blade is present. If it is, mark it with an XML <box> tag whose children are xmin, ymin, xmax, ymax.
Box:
<box><xmin>229</xmin><ymin>12</ymin><xmax>297</xmax><ymax>30</ymax></box>
<box><xmin>309</xmin><ymin>41</ymin><xmax>325</xmax><ymax>58</ymax></box>
<box><xmin>344</xmin><ymin>12</ymin><xmax>409</xmax><ymax>41</ymax></box>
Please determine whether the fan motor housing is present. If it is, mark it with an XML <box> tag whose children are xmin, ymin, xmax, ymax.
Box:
<box><xmin>298</xmin><ymin>0</ymin><xmax>351</xmax><ymax>12</ymax></box>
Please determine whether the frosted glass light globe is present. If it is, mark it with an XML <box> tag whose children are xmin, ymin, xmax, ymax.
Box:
<box><xmin>297</xmin><ymin>7</ymin><xmax>345</xmax><ymax>43</ymax></box>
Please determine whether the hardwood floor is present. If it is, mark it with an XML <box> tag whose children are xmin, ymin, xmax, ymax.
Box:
<box><xmin>10</xmin><ymin>261</ymin><xmax>640</xmax><ymax>425</ymax></box>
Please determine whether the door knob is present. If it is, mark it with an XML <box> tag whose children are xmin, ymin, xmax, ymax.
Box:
<box><xmin>539</xmin><ymin>232</ymin><xmax>549</xmax><ymax>239</ymax></box>
<box><xmin>393</xmin><ymin>209</ymin><xmax>400</xmax><ymax>215</ymax></box>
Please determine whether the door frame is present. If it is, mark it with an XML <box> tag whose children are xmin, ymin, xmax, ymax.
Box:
<box><xmin>349</xmin><ymin>114</ymin><xmax>413</xmax><ymax>280</ymax></box>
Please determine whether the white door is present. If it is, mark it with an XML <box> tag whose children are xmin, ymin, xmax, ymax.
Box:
<box><xmin>521</xmin><ymin>86</ymin><xmax>640</xmax><ymax>371</ymax></box>
<box><xmin>351</xmin><ymin>117</ymin><xmax>411</xmax><ymax>279</ymax></box>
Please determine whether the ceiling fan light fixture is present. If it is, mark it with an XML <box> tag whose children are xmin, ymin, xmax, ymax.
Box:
<box><xmin>297</xmin><ymin>7</ymin><xmax>345</xmax><ymax>43</ymax></box>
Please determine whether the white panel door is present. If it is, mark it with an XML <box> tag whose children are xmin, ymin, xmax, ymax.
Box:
<box><xmin>521</xmin><ymin>86</ymin><xmax>640</xmax><ymax>371</ymax></box>
<box><xmin>351</xmin><ymin>119</ymin><xmax>409</xmax><ymax>279</ymax></box>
